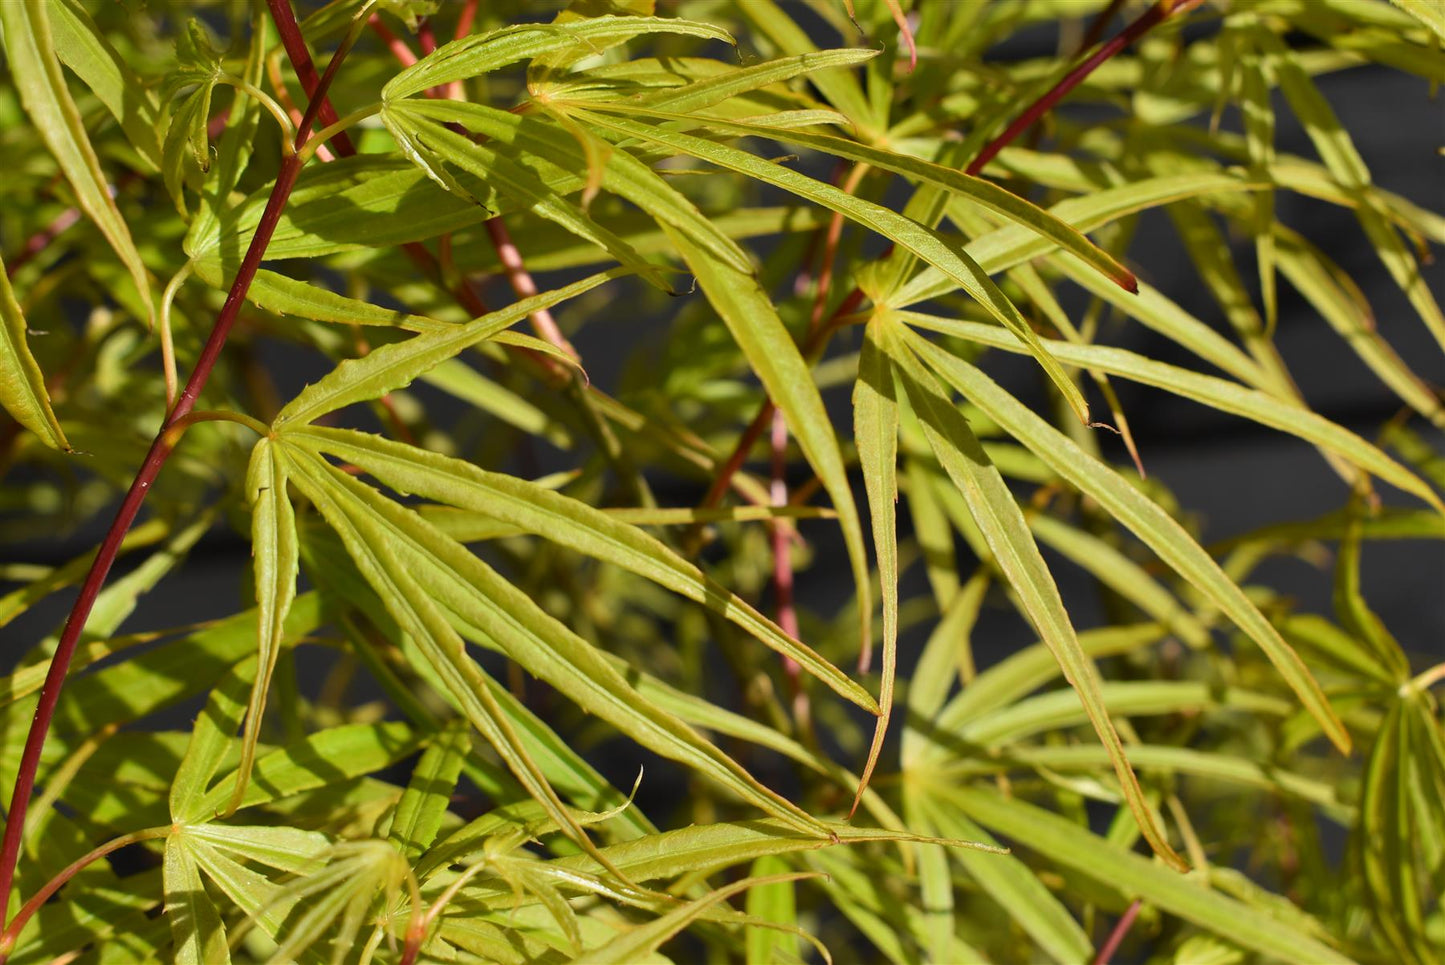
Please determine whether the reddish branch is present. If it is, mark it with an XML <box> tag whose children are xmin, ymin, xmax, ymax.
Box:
<box><xmin>966</xmin><ymin>0</ymin><xmax>1201</xmax><ymax>176</ymax></box>
<box><xmin>0</xmin><ymin>15</ymin><xmax>361</xmax><ymax>932</ymax></box>
<box><xmin>1093</xmin><ymin>899</ymin><xmax>1143</xmax><ymax>964</ymax></box>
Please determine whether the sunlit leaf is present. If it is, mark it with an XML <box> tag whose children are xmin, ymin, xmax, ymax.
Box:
<box><xmin>0</xmin><ymin>0</ymin><xmax>154</xmax><ymax>325</ymax></box>
<box><xmin>0</xmin><ymin>253</ymin><xmax>68</xmax><ymax>451</ymax></box>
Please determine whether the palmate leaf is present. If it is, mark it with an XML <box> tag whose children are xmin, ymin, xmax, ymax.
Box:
<box><xmin>286</xmin><ymin>450</ymin><xmax>611</xmax><ymax>863</ymax></box>
<box><xmin>901</xmin><ymin>329</ymin><xmax>1353</xmax><ymax>753</ymax></box>
<box><xmin>0</xmin><ymin>0</ymin><xmax>153</xmax><ymax>326</ymax></box>
<box><xmin>301</xmin><ymin>526</ymin><xmax>659</xmax><ymax>844</ymax></box>
<box><xmin>281</xmin><ymin>443</ymin><xmax>831</xmax><ymax>839</ymax></box>
<box><xmin>285</xmin><ymin>426</ymin><xmax>875</xmax><ymax>712</ymax></box>
<box><xmin>869</xmin><ymin>316</ymin><xmax>1188</xmax><ymax>871</ymax></box>
<box><xmin>571</xmin><ymin>107</ymin><xmax>1092</xmax><ymax>423</ymax></box>
<box><xmin>0</xmin><ymin>253</ymin><xmax>68</xmax><ymax>451</ymax></box>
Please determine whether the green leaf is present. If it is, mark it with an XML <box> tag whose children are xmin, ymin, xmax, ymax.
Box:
<box><xmin>392</xmin><ymin>98</ymin><xmax>757</xmax><ymax>276</ymax></box>
<box><xmin>0</xmin><ymin>0</ymin><xmax>154</xmax><ymax>326</ymax></box>
<box><xmin>903</xmin><ymin>330</ymin><xmax>1353</xmax><ymax>753</ymax></box>
<box><xmin>388</xmin><ymin>720</ymin><xmax>471</xmax><ymax>858</ymax></box>
<box><xmin>640</xmin><ymin>48</ymin><xmax>878</xmax><ymax>114</ymax></box>
<box><xmin>190</xmin><ymin>258</ymin><xmax>446</xmax><ymax>332</ymax></box>
<box><xmin>893</xmin><ymin>171</ymin><xmax>1259</xmax><ymax>309</ymax></box>
<box><xmin>944</xmin><ymin>785</ymin><xmax>1353</xmax><ymax>964</ymax></box>
<box><xmin>900</xmin><ymin>313</ymin><xmax>1443</xmax><ymax>513</ymax></box>
<box><xmin>163</xmin><ymin>835</ymin><xmax>230</xmax><ymax>965</ymax></box>
<box><xmin>573</xmin><ymin>107</ymin><xmax>1091</xmax><ymax>422</ymax></box>
<box><xmin>881</xmin><ymin>317</ymin><xmax>1187</xmax><ymax>870</ymax></box>
<box><xmin>286</xmin><ymin>426</ymin><xmax>875</xmax><ymax>713</ymax></box>
<box><xmin>656</xmin><ymin>225</ymin><xmax>875</xmax><ymax>677</ymax></box>
<box><xmin>383</xmin><ymin>16</ymin><xmax>734</xmax><ymax>101</ymax></box>
<box><xmin>285</xmin><ymin>446</ymin><xmax>831</xmax><ymax>838</ymax></box>
<box><xmin>745</xmin><ymin>856</ymin><xmax>802</xmax><ymax>965</ymax></box>
<box><xmin>581</xmin><ymin>102</ymin><xmax>1139</xmax><ymax>296</ymax></box>
<box><xmin>197</xmin><ymin>720</ymin><xmax>420</xmax><ymax>817</ymax></box>
<box><xmin>574</xmin><ymin>873</ymin><xmax>821</xmax><ymax>965</ymax></box>
<box><xmin>286</xmin><ymin>452</ymin><xmax>605</xmax><ymax>859</ymax></box>
<box><xmin>1029</xmin><ymin>514</ymin><xmax>1210</xmax><ymax>650</ymax></box>
<box><xmin>48</xmin><ymin>0</ymin><xmax>163</xmax><ymax>170</ymax></box>
<box><xmin>1391</xmin><ymin>0</ymin><xmax>1445</xmax><ymax>42</ymax></box>
<box><xmin>170</xmin><ymin>658</ymin><xmax>257</xmax><ymax>824</ymax></box>
<box><xmin>185</xmin><ymin>824</ymin><xmax>330</xmax><ymax>876</ymax></box>
<box><xmin>1274</xmin><ymin>226</ymin><xmax>1445</xmax><ymax>428</ymax></box>
<box><xmin>273</xmin><ymin>270</ymin><xmax>620</xmax><ymax>428</ymax></box>
<box><xmin>913</xmin><ymin>790</ymin><xmax>1092</xmax><ymax>964</ymax></box>
<box><xmin>851</xmin><ymin>319</ymin><xmax>898</xmax><ymax>814</ymax></box>
<box><xmin>736</xmin><ymin>0</ymin><xmax>877</xmax><ymax>135</ymax></box>
<box><xmin>236</xmin><ymin>438</ymin><xmax>299</xmax><ymax>813</ymax></box>
<box><xmin>383</xmin><ymin>107</ymin><xmax>674</xmax><ymax>291</ymax></box>
<box><xmin>0</xmin><ymin>253</ymin><xmax>68</xmax><ymax>451</ymax></box>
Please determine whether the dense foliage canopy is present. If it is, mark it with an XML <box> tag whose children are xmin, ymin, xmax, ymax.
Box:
<box><xmin>0</xmin><ymin>0</ymin><xmax>1443</xmax><ymax>962</ymax></box>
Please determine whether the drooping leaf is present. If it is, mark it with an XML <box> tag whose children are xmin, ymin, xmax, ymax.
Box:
<box><xmin>901</xmin><ymin>312</ymin><xmax>1443</xmax><ymax>513</ymax></box>
<box><xmin>235</xmin><ymin>438</ymin><xmax>299</xmax><ymax>812</ymax></box>
<box><xmin>660</xmin><ymin>225</ymin><xmax>874</xmax><ymax>673</ymax></box>
<box><xmin>285</xmin><ymin>426</ymin><xmax>875</xmax><ymax>712</ymax></box>
<box><xmin>903</xmin><ymin>330</ymin><xmax>1352</xmax><ymax>753</ymax></box>
<box><xmin>573</xmin><ymin>107</ymin><xmax>1091</xmax><ymax>422</ymax></box>
<box><xmin>0</xmin><ymin>253</ymin><xmax>68</xmax><ymax>451</ymax></box>
<box><xmin>0</xmin><ymin>0</ymin><xmax>154</xmax><ymax>325</ymax></box>
<box><xmin>850</xmin><ymin>318</ymin><xmax>899</xmax><ymax>813</ymax></box>
<box><xmin>880</xmin><ymin>316</ymin><xmax>1187</xmax><ymax>870</ymax></box>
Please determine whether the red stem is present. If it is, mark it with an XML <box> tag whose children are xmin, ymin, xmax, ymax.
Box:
<box><xmin>368</xmin><ymin>14</ymin><xmax>419</xmax><ymax>66</ymax></box>
<box><xmin>1093</xmin><ymin>899</ymin><xmax>1143</xmax><ymax>964</ymax></box>
<box><xmin>267</xmin><ymin>0</ymin><xmax>490</xmax><ymax>321</ymax></box>
<box><xmin>266</xmin><ymin>0</ymin><xmax>357</xmax><ymax>158</ymax></box>
<box><xmin>0</xmin><ymin>827</ymin><xmax>169</xmax><ymax>958</ymax></box>
<box><xmin>965</xmin><ymin>0</ymin><xmax>1194</xmax><ymax>176</ymax></box>
<box><xmin>0</xmin><ymin>16</ymin><xmax>358</xmax><ymax>928</ymax></box>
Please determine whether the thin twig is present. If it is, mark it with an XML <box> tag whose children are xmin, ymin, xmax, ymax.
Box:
<box><xmin>0</xmin><ymin>14</ymin><xmax>363</xmax><ymax>927</ymax></box>
<box><xmin>965</xmin><ymin>0</ymin><xmax>1202</xmax><ymax>176</ymax></box>
<box><xmin>1092</xmin><ymin>899</ymin><xmax>1142</xmax><ymax>964</ymax></box>
<box><xmin>0</xmin><ymin>827</ymin><xmax>170</xmax><ymax>959</ymax></box>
